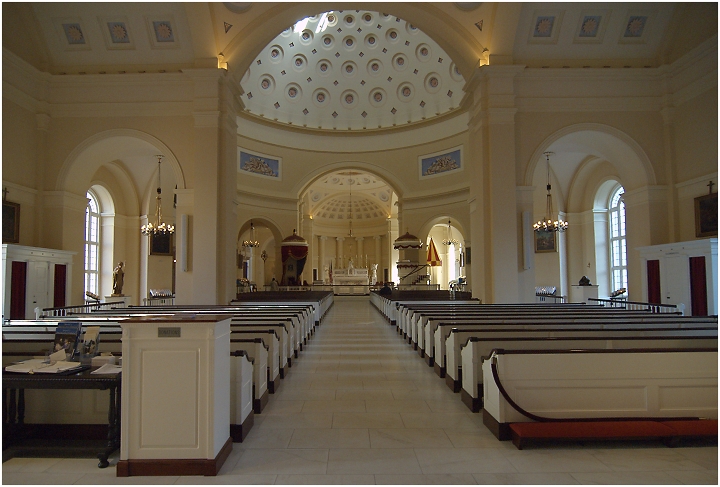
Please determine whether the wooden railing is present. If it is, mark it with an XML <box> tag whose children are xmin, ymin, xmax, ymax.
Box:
<box><xmin>588</xmin><ymin>298</ymin><xmax>683</xmax><ymax>315</ymax></box>
<box><xmin>38</xmin><ymin>300</ymin><xmax>127</xmax><ymax>318</ymax></box>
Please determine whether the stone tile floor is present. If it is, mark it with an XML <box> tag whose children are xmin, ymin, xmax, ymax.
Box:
<box><xmin>3</xmin><ymin>296</ymin><xmax>717</xmax><ymax>484</ymax></box>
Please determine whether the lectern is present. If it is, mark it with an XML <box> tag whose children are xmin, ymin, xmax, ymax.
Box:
<box><xmin>117</xmin><ymin>315</ymin><xmax>232</xmax><ymax>477</ymax></box>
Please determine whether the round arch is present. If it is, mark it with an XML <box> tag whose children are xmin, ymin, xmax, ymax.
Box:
<box><xmin>294</xmin><ymin>160</ymin><xmax>406</xmax><ymax>200</ymax></box>
<box><xmin>418</xmin><ymin>215</ymin><xmax>467</xmax><ymax>245</ymax></box>
<box><xmin>523</xmin><ymin>123</ymin><xmax>657</xmax><ymax>192</ymax></box>
<box><xmin>237</xmin><ymin>216</ymin><xmax>284</xmax><ymax>248</ymax></box>
<box><xmin>56</xmin><ymin>129</ymin><xmax>186</xmax><ymax>212</ymax></box>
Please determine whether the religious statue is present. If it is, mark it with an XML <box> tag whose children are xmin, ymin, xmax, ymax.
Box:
<box><xmin>371</xmin><ymin>263</ymin><xmax>378</xmax><ymax>285</ymax></box>
<box><xmin>323</xmin><ymin>265</ymin><xmax>330</xmax><ymax>283</ymax></box>
<box><xmin>348</xmin><ymin>259</ymin><xmax>354</xmax><ymax>272</ymax></box>
<box><xmin>112</xmin><ymin>262</ymin><xmax>125</xmax><ymax>296</ymax></box>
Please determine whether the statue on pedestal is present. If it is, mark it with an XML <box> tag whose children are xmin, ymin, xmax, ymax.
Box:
<box><xmin>371</xmin><ymin>263</ymin><xmax>378</xmax><ymax>285</ymax></box>
<box><xmin>112</xmin><ymin>262</ymin><xmax>125</xmax><ymax>296</ymax></box>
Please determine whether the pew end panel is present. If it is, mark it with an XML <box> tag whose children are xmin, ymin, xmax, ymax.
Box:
<box><xmin>482</xmin><ymin>349</ymin><xmax>718</xmax><ymax>440</ymax></box>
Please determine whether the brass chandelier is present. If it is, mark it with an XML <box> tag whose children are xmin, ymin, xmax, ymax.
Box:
<box><xmin>141</xmin><ymin>155</ymin><xmax>175</xmax><ymax>236</ymax></box>
<box><xmin>243</xmin><ymin>221</ymin><xmax>260</xmax><ymax>248</ymax></box>
<box><xmin>533</xmin><ymin>152</ymin><xmax>568</xmax><ymax>232</ymax></box>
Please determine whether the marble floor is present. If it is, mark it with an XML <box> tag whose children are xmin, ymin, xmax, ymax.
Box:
<box><xmin>2</xmin><ymin>296</ymin><xmax>717</xmax><ymax>485</ymax></box>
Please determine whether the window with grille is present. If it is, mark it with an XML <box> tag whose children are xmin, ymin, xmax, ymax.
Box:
<box><xmin>608</xmin><ymin>186</ymin><xmax>627</xmax><ymax>292</ymax></box>
<box><xmin>84</xmin><ymin>190</ymin><xmax>100</xmax><ymax>296</ymax></box>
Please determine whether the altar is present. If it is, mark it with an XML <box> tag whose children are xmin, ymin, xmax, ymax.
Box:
<box><xmin>332</xmin><ymin>266</ymin><xmax>370</xmax><ymax>295</ymax></box>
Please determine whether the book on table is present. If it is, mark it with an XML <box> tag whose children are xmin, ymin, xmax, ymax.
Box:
<box><xmin>53</xmin><ymin>322</ymin><xmax>82</xmax><ymax>360</ymax></box>
<box><xmin>5</xmin><ymin>359</ymin><xmax>85</xmax><ymax>374</ymax></box>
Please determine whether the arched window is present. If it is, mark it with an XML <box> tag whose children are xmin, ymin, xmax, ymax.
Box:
<box><xmin>608</xmin><ymin>186</ymin><xmax>627</xmax><ymax>292</ymax></box>
<box><xmin>84</xmin><ymin>190</ymin><xmax>101</xmax><ymax>295</ymax></box>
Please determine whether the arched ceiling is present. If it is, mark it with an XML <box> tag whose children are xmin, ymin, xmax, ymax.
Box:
<box><xmin>307</xmin><ymin>169</ymin><xmax>392</xmax><ymax>222</ymax></box>
<box><xmin>238</xmin><ymin>10</ymin><xmax>466</xmax><ymax>131</ymax></box>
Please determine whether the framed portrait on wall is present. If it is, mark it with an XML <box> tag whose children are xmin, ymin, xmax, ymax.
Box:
<box><xmin>2</xmin><ymin>200</ymin><xmax>20</xmax><ymax>243</ymax></box>
<box><xmin>150</xmin><ymin>232</ymin><xmax>173</xmax><ymax>256</ymax></box>
<box><xmin>534</xmin><ymin>229</ymin><xmax>557</xmax><ymax>253</ymax></box>
<box><xmin>695</xmin><ymin>193</ymin><xmax>718</xmax><ymax>238</ymax></box>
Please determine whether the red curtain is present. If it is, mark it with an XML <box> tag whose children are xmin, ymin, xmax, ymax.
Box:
<box><xmin>54</xmin><ymin>264</ymin><xmax>67</xmax><ymax>308</ymax></box>
<box><xmin>10</xmin><ymin>261</ymin><xmax>27</xmax><ymax>320</ymax></box>
<box><xmin>281</xmin><ymin>245</ymin><xmax>308</xmax><ymax>262</ymax></box>
<box><xmin>646</xmin><ymin>260</ymin><xmax>661</xmax><ymax>304</ymax></box>
<box><xmin>689</xmin><ymin>256</ymin><xmax>708</xmax><ymax>316</ymax></box>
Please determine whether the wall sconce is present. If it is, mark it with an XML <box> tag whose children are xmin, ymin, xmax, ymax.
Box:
<box><xmin>218</xmin><ymin>53</ymin><xmax>228</xmax><ymax>70</ymax></box>
<box><xmin>261</xmin><ymin>250</ymin><xmax>268</xmax><ymax>262</ymax></box>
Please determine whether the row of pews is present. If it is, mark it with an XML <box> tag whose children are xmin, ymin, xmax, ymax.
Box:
<box><xmin>371</xmin><ymin>291</ymin><xmax>718</xmax><ymax>449</ymax></box>
<box><xmin>2</xmin><ymin>291</ymin><xmax>334</xmax><ymax>445</ymax></box>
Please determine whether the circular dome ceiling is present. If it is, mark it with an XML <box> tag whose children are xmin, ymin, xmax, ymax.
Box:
<box><xmin>240</xmin><ymin>10</ymin><xmax>466</xmax><ymax>131</ymax></box>
<box><xmin>308</xmin><ymin>170</ymin><xmax>393</xmax><ymax>222</ymax></box>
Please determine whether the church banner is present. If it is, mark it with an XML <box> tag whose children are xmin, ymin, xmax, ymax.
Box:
<box><xmin>419</xmin><ymin>146</ymin><xmax>462</xmax><ymax>179</ymax></box>
<box><xmin>238</xmin><ymin>148</ymin><xmax>281</xmax><ymax>179</ymax></box>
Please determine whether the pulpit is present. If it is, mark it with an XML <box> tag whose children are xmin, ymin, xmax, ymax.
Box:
<box><xmin>117</xmin><ymin>315</ymin><xmax>232</xmax><ymax>477</ymax></box>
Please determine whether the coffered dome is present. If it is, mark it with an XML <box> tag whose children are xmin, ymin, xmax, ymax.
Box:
<box><xmin>239</xmin><ymin>10</ymin><xmax>466</xmax><ymax>131</ymax></box>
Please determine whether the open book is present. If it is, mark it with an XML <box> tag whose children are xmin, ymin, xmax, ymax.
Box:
<box><xmin>5</xmin><ymin>358</ymin><xmax>85</xmax><ymax>374</ymax></box>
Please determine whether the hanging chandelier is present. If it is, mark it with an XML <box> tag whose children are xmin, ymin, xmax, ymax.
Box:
<box><xmin>243</xmin><ymin>221</ymin><xmax>260</xmax><ymax>248</ymax></box>
<box><xmin>141</xmin><ymin>155</ymin><xmax>175</xmax><ymax>236</ymax></box>
<box><xmin>442</xmin><ymin>220</ymin><xmax>459</xmax><ymax>246</ymax></box>
<box><xmin>533</xmin><ymin>151</ymin><xmax>568</xmax><ymax>232</ymax></box>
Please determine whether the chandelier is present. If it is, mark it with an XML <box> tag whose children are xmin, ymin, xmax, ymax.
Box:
<box><xmin>442</xmin><ymin>220</ymin><xmax>459</xmax><ymax>246</ymax></box>
<box><xmin>533</xmin><ymin>151</ymin><xmax>568</xmax><ymax>232</ymax></box>
<box><xmin>243</xmin><ymin>221</ymin><xmax>260</xmax><ymax>248</ymax></box>
<box><xmin>141</xmin><ymin>155</ymin><xmax>175</xmax><ymax>236</ymax></box>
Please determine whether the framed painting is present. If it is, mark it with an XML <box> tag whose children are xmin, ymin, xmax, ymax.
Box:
<box><xmin>2</xmin><ymin>201</ymin><xmax>20</xmax><ymax>243</ymax></box>
<box><xmin>695</xmin><ymin>193</ymin><xmax>718</xmax><ymax>237</ymax></box>
<box><xmin>534</xmin><ymin>229</ymin><xmax>557</xmax><ymax>253</ymax></box>
<box><xmin>150</xmin><ymin>232</ymin><xmax>173</xmax><ymax>256</ymax></box>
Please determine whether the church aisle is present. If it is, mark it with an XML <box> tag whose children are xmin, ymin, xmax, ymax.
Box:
<box><xmin>2</xmin><ymin>297</ymin><xmax>716</xmax><ymax>485</ymax></box>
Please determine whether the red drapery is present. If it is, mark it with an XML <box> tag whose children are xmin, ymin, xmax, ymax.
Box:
<box><xmin>281</xmin><ymin>245</ymin><xmax>308</xmax><ymax>262</ymax></box>
<box><xmin>689</xmin><ymin>256</ymin><xmax>708</xmax><ymax>316</ymax></box>
<box><xmin>10</xmin><ymin>261</ymin><xmax>27</xmax><ymax>320</ymax></box>
<box><xmin>646</xmin><ymin>259</ymin><xmax>661</xmax><ymax>304</ymax></box>
<box><xmin>54</xmin><ymin>264</ymin><xmax>67</xmax><ymax>308</ymax></box>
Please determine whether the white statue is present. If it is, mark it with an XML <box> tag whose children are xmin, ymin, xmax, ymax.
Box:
<box><xmin>323</xmin><ymin>265</ymin><xmax>330</xmax><ymax>283</ymax></box>
<box><xmin>348</xmin><ymin>259</ymin><xmax>354</xmax><ymax>272</ymax></box>
<box><xmin>371</xmin><ymin>263</ymin><xmax>378</xmax><ymax>285</ymax></box>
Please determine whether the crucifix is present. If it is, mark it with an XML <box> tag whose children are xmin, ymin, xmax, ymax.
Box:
<box><xmin>2</xmin><ymin>187</ymin><xmax>8</xmax><ymax>201</ymax></box>
<box><xmin>708</xmin><ymin>180</ymin><xmax>715</xmax><ymax>195</ymax></box>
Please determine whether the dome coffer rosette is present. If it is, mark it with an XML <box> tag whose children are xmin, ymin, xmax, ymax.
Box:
<box><xmin>240</xmin><ymin>10</ymin><xmax>465</xmax><ymax>131</ymax></box>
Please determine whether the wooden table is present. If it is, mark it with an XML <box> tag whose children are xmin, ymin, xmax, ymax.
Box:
<box><xmin>3</xmin><ymin>367</ymin><xmax>121</xmax><ymax>468</ymax></box>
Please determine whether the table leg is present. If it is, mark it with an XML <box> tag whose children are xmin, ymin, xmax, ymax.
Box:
<box><xmin>8</xmin><ymin>389</ymin><xmax>17</xmax><ymax>424</ymax></box>
<box><xmin>97</xmin><ymin>385</ymin><xmax>117</xmax><ymax>468</ymax></box>
<box><xmin>17</xmin><ymin>389</ymin><xmax>25</xmax><ymax>424</ymax></box>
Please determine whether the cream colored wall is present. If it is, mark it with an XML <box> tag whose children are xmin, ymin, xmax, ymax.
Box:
<box><xmin>2</xmin><ymin>25</ymin><xmax>716</xmax><ymax>306</ymax></box>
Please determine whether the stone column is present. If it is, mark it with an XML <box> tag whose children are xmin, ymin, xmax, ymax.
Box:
<box><xmin>336</xmin><ymin>237</ymin><xmax>345</xmax><ymax>268</ymax></box>
<box><xmin>319</xmin><ymin>236</ymin><xmax>327</xmax><ymax>282</ymax></box>
<box><xmin>467</xmin><ymin>65</ymin><xmax>525</xmax><ymax>303</ymax></box>
<box><xmin>183</xmin><ymin>68</ymin><xmax>240</xmax><ymax>305</ymax></box>
<box><xmin>356</xmin><ymin>237</ymin><xmax>364</xmax><ymax>267</ymax></box>
<box><xmin>374</xmin><ymin>235</ymin><xmax>382</xmax><ymax>277</ymax></box>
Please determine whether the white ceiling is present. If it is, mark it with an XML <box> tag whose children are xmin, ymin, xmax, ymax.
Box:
<box><xmin>307</xmin><ymin>169</ymin><xmax>393</xmax><ymax>222</ymax></box>
<box><xmin>238</xmin><ymin>10</ymin><xmax>466</xmax><ymax>131</ymax></box>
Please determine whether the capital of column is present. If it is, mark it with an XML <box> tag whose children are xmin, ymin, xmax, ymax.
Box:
<box><xmin>319</xmin><ymin>235</ymin><xmax>327</xmax><ymax>241</ymax></box>
<box><xmin>336</xmin><ymin>237</ymin><xmax>345</xmax><ymax>242</ymax></box>
<box><xmin>374</xmin><ymin>235</ymin><xmax>382</xmax><ymax>241</ymax></box>
<box><xmin>355</xmin><ymin>237</ymin><xmax>364</xmax><ymax>242</ymax></box>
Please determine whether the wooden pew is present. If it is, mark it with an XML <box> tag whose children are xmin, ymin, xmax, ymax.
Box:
<box><xmin>481</xmin><ymin>348</ymin><xmax>718</xmax><ymax>441</ymax></box>
<box><xmin>229</xmin><ymin>350</ymin><xmax>254</xmax><ymax>442</ymax></box>
<box><xmin>424</xmin><ymin>313</ymin><xmax>711</xmax><ymax>372</ymax></box>
<box><xmin>230</xmin><ymin>337</ymin><xmax>269</xmax><ymax>413</ymax></box>
<box><xmin>460</xmin><ymin>332</ymin><xmax>718</xmax><ymax>413</ymax></box>
<box><xmin>439</xmin><ymin>316</ymin><xmax>718</xmax><ymax>383</ymax></box>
